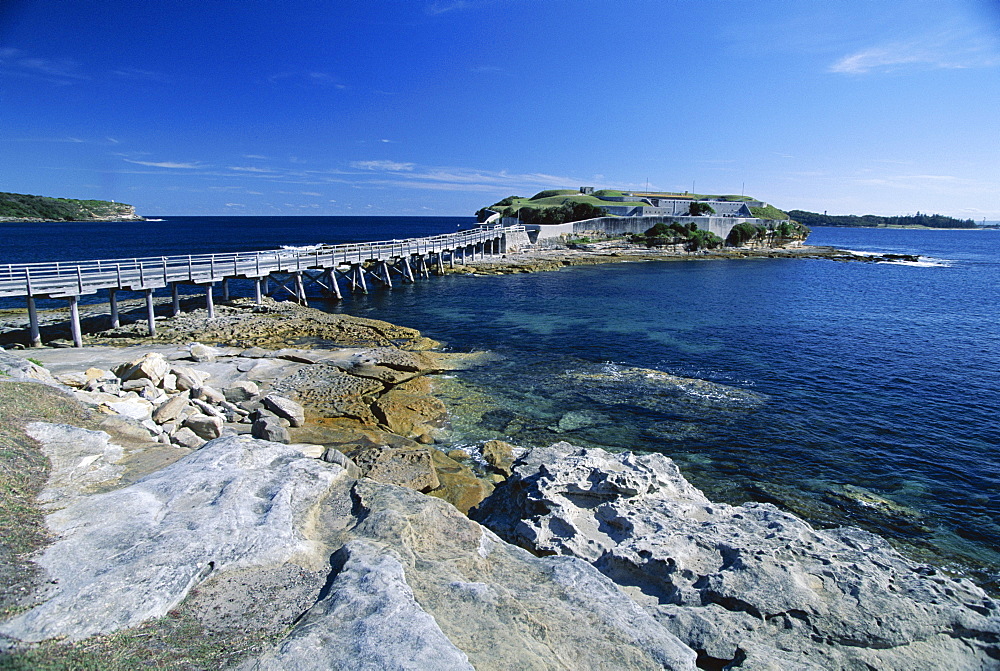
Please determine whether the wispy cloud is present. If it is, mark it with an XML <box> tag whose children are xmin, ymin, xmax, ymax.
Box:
<box><xmin>124</xmin><ymin>159</ymin><xmax>204</xmax><ymax>169</ymax></box>
<box><xmin>350</xmin><ymin>160</ymin><xmax>415</xmax><ymax>171</ymax></box>
<box><xmin>425</xmin><ymin>1</ymin><xmax>470</xmax><ymax>15</ymax></box>
<box><xmin>112</xmin><ymin>68</ymin><xmax>170</xmax><ymax>83</ymax></box>
<box><xmin>0</xmin><ymin>48</ymin><xmax>87</xmax><ymax>82</ymax></box>
<box><xmin>268</xmin><ymin>71</ymin><xmax>346</xmax><ymax>88</ymax></box>
<box><xmin>830</xmin><ymin>29</ymin><xmax>999</xmax><ymax>74</ymax></box>
<box><xmin>228</xmin><ymin>166</ymin><xmax>273</xmax><ymax>173</ymax></box>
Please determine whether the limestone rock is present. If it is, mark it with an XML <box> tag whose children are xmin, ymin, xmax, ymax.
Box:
<box><xmin>428</xmin><ymin>449</ymin><xmax>493</xmax><ymax>515</ymax></box>
<box><xmin>350</xmin><ymin>443</ymin><xmax>440</xmax><ymax>492</ymax></box>
<box><xmin>188</xmin><ymin>342</ymin><xmax>218</xmax><ymax>363</ymax></box>
<box><xmin>106</xmin><ymin>397</ymin><xmax>154</xmax><ymax>423</ymax></box>
<box><xmin>152</xmin><ymin>392</ymin><xmax>191</xmax><ymax>424</ymax></box>
<box><xmin>251</xmin><ymin>416</ymin><xmax>290</xmax><ymax>444</ymax></box>
<box><xmin>259</xmin><ymin>479</ymin><xmax>697</xmax><ymax>670</ymax></box>
<box><xmin>250</xmin><ymin>540</ymin><xmax>476</xmax><ymax>671</ymax></box>
<box><xmin>170</xmin><ymin>365</ymin><xmax>207</xmax><ymax>392</ymax></box>
<box><xmin>224</xmin><ymin>380</ymin><xmax>260</xmax><ymax>403</ymax></box>
<box><xmin>183</xmin><ymin>413</ymin><xmax>223</xmax><ymax>440</ymax></box>
<box><xmin>321</xmin><ymin>447</ymin><xmax>363</xmax><ymax>478</ymax></box>
<box><xmin>170</xmin><ymin>426</ymin><xmax>205</xmax><ymax>449</ymax></box>
<box><xmin>472</xmin><ymin>442</ymin><xmax>1000</xmax><ymax>669</ymax></box>
<box><xmin>0</xmin><ymin>349</ymin><xmax>59</xmax><ymax>385</ymax></box>
<box><xmin>372</xmin><ymin>389</ymin><xmax>446</xmax><ymax>438</ymax></box>
<box><xmin>115</xmin><ymin>352</ymin><xmax>169</xmax><ymax>387</ymax></box>
<box><xmin>262</xmin><ymin>394</ymin><xmax>305</xmax><ymax>428</ymax></box>
<box><xmin>26</xmin><ymin>422</ymin><xmax>125</xmax><ymax>509</ymax></box>
<box><xmin>481</xmin><ymin>440</ymin><xmax>515</xmax><ymax>477</ymax></box>
<box><xmin>0</xmin><ymin>436</ymin><xmax>345</xmax><ymax>643</ymax></box>
<box><xmin>193</xmin><ymin>385</ymin><xmax>225</xmax><ymax>405</ymax></box>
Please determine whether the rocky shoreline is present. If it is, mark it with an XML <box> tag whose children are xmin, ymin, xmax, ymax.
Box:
<box><xmin>1</xmin><ymin>254</ymin><xmax>998</xmax><ymax>668</ymax></box>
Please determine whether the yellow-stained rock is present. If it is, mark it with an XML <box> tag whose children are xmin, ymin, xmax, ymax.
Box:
<box><xmin>428</xmin><ymin>449</ymin><xmax>494</xmax><ymax>515</ymax></box>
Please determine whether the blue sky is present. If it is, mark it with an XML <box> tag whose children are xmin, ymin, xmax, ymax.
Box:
<box><xmin>2</xmin><ymin>0</ymin><xmax>998</xmax><ymax>219</ymax></box>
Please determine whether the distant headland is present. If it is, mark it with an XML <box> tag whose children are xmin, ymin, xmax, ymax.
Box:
<box><xmin>787</xmin><ymin>209</ymin><xmax>978</xmax><ymax>229</ymax></box>
<box><xmin>0</xmin><ymin>192</ymin><xmax>144</xmax><ymax>222</ymax></box>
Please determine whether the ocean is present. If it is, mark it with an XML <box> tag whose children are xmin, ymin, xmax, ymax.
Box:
<box><xmin>2</xmin><ymin>216</ymin><xmax>998</xmax><ymax>591</ymax></box>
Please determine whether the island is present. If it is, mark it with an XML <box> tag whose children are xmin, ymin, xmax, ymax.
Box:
<box><xmin>477</xmin><ymin>187</ymin><xmax>810</xmax><ymax>249</ymax></box>
<box><xmin>0</xmin><ymin>192</ymin><xmax>145</xmax><ymax>222</ymax></box>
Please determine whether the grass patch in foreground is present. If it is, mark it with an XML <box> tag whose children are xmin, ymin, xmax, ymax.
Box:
<box><xmin>0</xmin><ymin>609</ymin><xmax>283</xmax><ymax>670</ymax></box>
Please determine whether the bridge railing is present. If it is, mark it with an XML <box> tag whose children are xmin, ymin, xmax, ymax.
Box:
<box><xmin>0</xmin><ymin>225</ymin><xmax>523</xmax><ymax>298</ymax></box>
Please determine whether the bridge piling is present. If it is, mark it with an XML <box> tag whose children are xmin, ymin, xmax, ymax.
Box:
<box><xmin>205</xmin><ymin>284</ymin><xmax>215</xmax><ymax>319</ymax></box>
<box><xmin>68</xmin><ymin>296</ymin><xmax>82</xmax><ymax>348</ymax></box>
<box><xmin>26</xmin><ymin>296</ymin><xmax>40</xmax><ymax>348</ymax></box>
<box><xmin>171</xmin><ymin>284</ymin><xmax>180</xmax><ymax>316</ymax></box>
<box><xmin>109</xmin><ymin>289</ymin><xmax>119</xmax><ymax>329</ymax></box>
<box><xmin>254</xmin><ymin>277</ymin><xmax>264</xmax><ymax>305</ymax></box>
<box><xmin>145</xmin><ymin>289</ymin><xmax>156</xmax><ymax>338</ymax></box>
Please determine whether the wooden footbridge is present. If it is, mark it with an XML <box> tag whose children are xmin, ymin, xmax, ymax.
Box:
<box><xmin>0</xmin><ymin>224</ymin><xmax>526</xmax><ymax>348</ymax></box>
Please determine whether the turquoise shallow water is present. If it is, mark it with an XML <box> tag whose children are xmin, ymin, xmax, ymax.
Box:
<box><xmin>324</xmin><ymin>227</ymin><xmax>1000</xmax><ymax>590</ymax></box>
<box><xmin>3</xmin><ymin>218</ymin><xmax>998</xmax><ymax>589</ymax></box>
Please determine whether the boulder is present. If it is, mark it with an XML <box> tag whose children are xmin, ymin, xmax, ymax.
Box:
<box><xmin>224</xmin><ymin>380</ymin><xmax>260</xmax><ymax>403</ymax></box>
<box><xmin>115</xmin><ymin>352</ymin><xmax>169</xmax><ymax>387</ymax></box>
<box><xmin>106</xmin><ymin>398</ymin><xmax>154</xmax><ymax>423</ymax></box>
<box><xmin>183</xmin><ymin>413</ymin><xmax>224</xmax><ymax>441</ymax></box>
<box><xmin>192</xmin><ymin>385</ymin><xmax>226</xmax><ymax>405</ymax></box>
<box><xmin>481</xmin><ymin>440</ymin><xmax>515</xmax><ymax>477</ymax></box>
<box><xmin>251</xmin><ymin>417</ymin><xmax>290</xmax><ymax>444</ymax></box>
<box><xmin>152</xmin><ymin>392</ymin><xmax>191</xmax><ymax>424</ymax></box>
<box><xmin>262</xmin><ymin>394</ymin><xmax>305</xmax><ymax>428</ymax></box>
<box><xmin>0</xmin><ymin>350</ymin><xmax>58</xmax><ymax>385</ymax></box>
<box><xmin>473</xmin><ymin>443</ymin><xmax>1000</xmax><ymax>669</ymax></box>
<box><xmin>188</xmin><ymin>342</ymin><xmax>217</xmax><ymax>363</ymax></box>
<box><xmin>170</xmin><ymin>365</ymin><xmax>208</xmax><ymax>392</ymax></box>
<box><xmin>321</xmin><ymin>447</ymin><xmax>363</xmax><ymax>478</ymax></box>
<box><xmin>170</xmin><ymin>427</ymin><xmax>205</xmax><ymax>449</ymax></box>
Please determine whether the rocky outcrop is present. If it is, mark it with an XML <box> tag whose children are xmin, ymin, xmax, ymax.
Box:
<box><xmin>2</xmin><ymin>432</ymin><xmax>698</xmax><ymax>669</ymax></box>
<box><xmin>472</xmin><ymin>442</ymin><xmax>1000</xmax><ymax>669</ymax></box>
<box><xmin>0</xmin><ymin>435</ymin><xmax>346</xmax><ymax>644</ymax></box>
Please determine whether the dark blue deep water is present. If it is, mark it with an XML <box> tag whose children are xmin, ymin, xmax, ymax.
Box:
<box><xmin>3</xmin><ymin>218</ymin><xmax>999</xmax><ymax>590</ymax></box>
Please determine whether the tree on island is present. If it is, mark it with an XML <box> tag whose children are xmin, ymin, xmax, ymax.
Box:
<box><xmin>688</xmin><ymin>202</ymin><xmax>716</xmax><ymax>216</ymax></box>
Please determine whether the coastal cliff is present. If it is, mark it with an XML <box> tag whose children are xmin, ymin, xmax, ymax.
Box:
<box><xmin>0</xmin><ymin>192</ymin><xmax>144</xmax><ymax>222</ymax></box>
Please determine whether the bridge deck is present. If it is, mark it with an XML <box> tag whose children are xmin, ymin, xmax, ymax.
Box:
<box><xmin>1</xmin><ymin>225</ymin><xmax>517</xmax><ymax>299</ymax></box>
<box><xmin>2</xmin><ymin>224</ymin><xmax>524</xmax><ymax>347</ymax></box>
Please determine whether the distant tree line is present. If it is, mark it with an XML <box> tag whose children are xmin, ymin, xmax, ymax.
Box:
<box><xmin>788</xmin><ymin>210</ymin><xmax>976</xmax><ymax>229</ymax></box>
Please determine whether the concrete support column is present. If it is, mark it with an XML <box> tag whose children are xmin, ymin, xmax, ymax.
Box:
<box><xmin>352</xmin><ymin>264</ymin><xmax>368</xmax><ymax>293</ymax></box>
<box><xmin>293</xmin><ymin>272</ymin><xmax>308</xmax><ymax>307</ymax></box>
<box><xmin>145</xmin><ymin>289</ymin><xmax>156</xmax><ymax>338</ymax></box>
<box><xmin>221</xmin><ymin>278</ymin><xmax>230</xmax><ymax>302</ymax></box>
<box><xmin>328</xmin><ymin>270</ymin><xmax>343</xmax><ymax>300</ymax></box>
<box><xmin>205</xmin><ymin>283</ymin><xmax>215</xmax><ymax>319</ymax></box>
<box><xmin>26</xmin><ymin>295</ymin><xmax>41</xmax><ymax>348</ymax></box>
<box><xmin>109</xmin><ymin>289</ymin><xmax>120</xmax><ymax>329</ymax></box>
<box><xmin>254</xmin><ymin>277</ymin><xmax>264</xmax><ymax>305</ymax></box>
<box><xmin>402</xmin><ymin>258</ymin><xmax>415</xmax><ymax>283</ymax></box>
<box><xmin>436</xmin><ymin>253</ymin><xmax>444</xmax><ymax>274</ymax></box>
<box><xmin>449</xmin><ymin>251</ymin><xmax>455</xmax><ymax>268</ymax></box>
<box><xmin>171</xmin><ymin>283</ymin><xmax>180</xmax><ymax>316</ymax></box>
<box><xmin>68</xmin><ymin>295</ymin><xmax>82</xmax><ymax>348</ymax></box>
<box><xmin>380</xmin><ymin>261</ymin><xmax>393</xmax><ymax>288</ymax></box>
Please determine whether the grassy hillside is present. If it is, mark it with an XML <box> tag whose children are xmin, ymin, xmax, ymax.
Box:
<box><xmin>0</xmin><ymin>192</ymin><xmax>141</xmax><ymax>221</ymax></box>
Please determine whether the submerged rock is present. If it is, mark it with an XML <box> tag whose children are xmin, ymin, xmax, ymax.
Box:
<box><xmin>473</xmin><ymin>442</ymin><xmax>1000</xmax><ymax>669</ymax></box>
